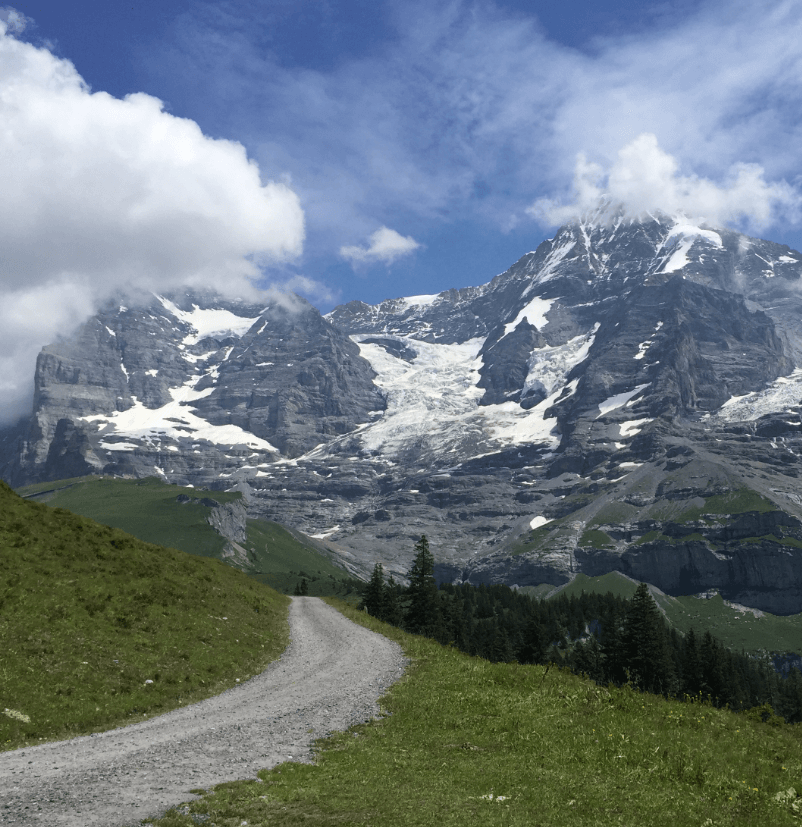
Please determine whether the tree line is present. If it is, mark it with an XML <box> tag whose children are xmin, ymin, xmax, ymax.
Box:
<box><xmin>360</xmin><ymin>536</ymin><xmax>802</xmax><ymax>723</ymax></box>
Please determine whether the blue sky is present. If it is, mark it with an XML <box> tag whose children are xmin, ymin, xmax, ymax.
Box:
<box><xmin>1</xmin><ymin>0</ymin><xmax>802</xmax><ymax>421</ymax></box>
<box><xmin>7</xmin><ymin>0</ymin><xmax>802</xmax><ymax>310</ymax></box>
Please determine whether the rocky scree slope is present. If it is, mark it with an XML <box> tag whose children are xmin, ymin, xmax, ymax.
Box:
<box><xmin>4</xmin><ymin>212</ymin><xmax>802</xmax><ymax>612</ymax></box>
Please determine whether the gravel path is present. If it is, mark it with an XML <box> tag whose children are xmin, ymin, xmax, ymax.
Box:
<box><xmin>0</xmin><ymin>597</ymin><xmax>407</xmax><ymax>826</ymax></box>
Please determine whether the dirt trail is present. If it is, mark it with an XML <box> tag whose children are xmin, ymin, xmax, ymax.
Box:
<box><xmin>0</xmin><ymin>597</ymin><xmax>407</xmax><ymax>826</ymax></box>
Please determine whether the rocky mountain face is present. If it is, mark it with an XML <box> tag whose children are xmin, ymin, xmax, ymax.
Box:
<box><xmin>5</xmin><ymin>211</ymin><xmax>802</xmax><ymax>612</ymax></box>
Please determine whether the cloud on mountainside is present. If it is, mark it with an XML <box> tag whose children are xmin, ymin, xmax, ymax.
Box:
<box><xmin>340</xmin><ymin>227</ymin><xmax>421</xmax><ymax>267</ymax></box>
<box><xmin>155</xmin><ymin>0</ymin><xmax>802</xmax><ymax>248</ymax></box>
<box><xmin>530</xmin><ymin>133</ymin><xmax>800</xmax><ymax>229</ymax></box>
<box><xmin>0</xmin><ymin>22</ymin><xmax>305</xmax><ymax>427</ymax></box>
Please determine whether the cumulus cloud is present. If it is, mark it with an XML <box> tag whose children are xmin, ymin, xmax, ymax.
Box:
<box><xmin>153</xmin><ymin>0</ymin><xmax>802</xmax><ymax>249</ymax></box>
<box><xmin>529</xmin><ymin>133</ymin><xmax>799</xmax><ymax>229</ymax></box>
<box><xmin>340</xmin><ymin>226</ymin><xmax>421</xmax><ymax>266</ymax></box>
<box><xmin>0</xmin><ymin>23</ymin><xmax>304</xmax><ymax>425</ymax></box>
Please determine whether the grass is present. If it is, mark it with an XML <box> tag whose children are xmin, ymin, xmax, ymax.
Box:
<box><xmin>245</xmin><ymin>519</ymin><xmax>364</xmax><ymax>598</ymax></box>
<box><xmin>18</xmin><ymin>476</ymin><xmax>242</xmax><ymax>559</ymax></box>
<box><xmin>508</xmin><ymin>525</ymin><xmax>553</xmax><ymax>555</ymax></box>
<box><xmin>148</xmin><ymin>600</ymin><xmax>802</xmax><ymax>827</ymax></box>
<box><xmin>667</xmin><ymin>593</ymin><xmax>802</xmax><ymax>654</ymax></box>
<box><xmin>578</xmin><ymin>528</ymin><xmax>614</xmax><ymax>549</ymax></box>
<box><xmin>588</xmin><ymin>501</ymin><xmax>639</xmax><ymax>525</ymax></box>
<box><xmin>0</xmin><ymin>481</ymin><xmax>289</xmax><ymax>751</ymax></box>
<box><xmin>539</xmin><ymin>573</ymin><xmax>802</xmax><ymax>655</ymax></box>
<box><xmin>550</xmin><ymin>571</ymin><xmax>641</xmax><ymax>601</ymax></box>
<box><xmin>17</xmin><ymin>475</ymin><xmax>363</xmax><ymax>595</ymax></box>
<box><xmin>677</xmin><ymin>489</ymin><xmax>777</xmax><ymax>524</ymax></box>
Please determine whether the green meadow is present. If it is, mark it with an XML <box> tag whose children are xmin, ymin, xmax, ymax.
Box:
<box><xmin>18</xmin><ymin>475</ymin><xmax>361</xmax><ymax>595</ymax></box>
<box><xmin>0</xmin><ymin>480</ymin><xmax>289</xmax><ymax>751</ymax></box>
<box><xmin>149</xmin><ymin>599</ymin><xmax>802</xmax><ymax>827</ymax></box>
<box><xmin>244</xmin><ymin>519</ymin><xmax>364</xmax><ymax>598</ymax></box>
<box><xmin>17</xmin><ymin>475</ymin><xmax>242</xmax><ymax>559</ymax></box>
<box><xmin>545</xmin><ymin>571</ymin><xmax>802</xmax><ymax>656</ymax></box>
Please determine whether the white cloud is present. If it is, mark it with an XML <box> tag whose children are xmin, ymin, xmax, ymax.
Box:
<box><xmin>154</xmin><ymin>0</ymin><xmax>802</xmax><ymax>248</ymax></box>
<box><xmin>340</xmin><ymin>226</ymin><xmax>421</xmax><ymax>266</ymax></box>
<box><xmin>0</xmin><ymin>23</ymin><xmax>305</xmax><ymax>425</ymax></box>
<box><xmin>267</xmin><ymin>274</ymin><xmax>338</xmax><ymax>307</ymax></box>
<box><xmin>0</xmin><ymin>6</ymin><xmax>30</xmax><ymax>34</ymax></box>
<box><xmin>529</xmin><ymin>133</ymin><xmax>799</xmax><ymax>229</ymax></box>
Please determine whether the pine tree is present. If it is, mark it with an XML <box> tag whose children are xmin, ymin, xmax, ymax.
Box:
<box><xmin>383</xmin><ymin>576</ymin><xmax>404</xmax><ymax>626</ymax></box>
<box><xmin>681</xmin><ymin>628</ymin><xmax>704</xmax><ymax>697</ymax></box>
<box><xmin>360</xmin><ymin>563</ymin><xmax>387</xmax><ymax>619</ymax></box>
<box><xmin>404</xmin><ymin>535</ymin><xmax>440</xmax><ymax>636</ymax></box>
<box><xmin>620</xmin><ymin>583</ymin><xmax>675</xmax><ymax>694</ymax></box>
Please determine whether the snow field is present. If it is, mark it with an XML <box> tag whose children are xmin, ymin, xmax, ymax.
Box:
<box><xmin>352</xmin><ymin>326</ymin><xmax>599</xmax><ymax>461</ymax></box>
<box><xmin>158</xmin><ymin>295</ymin><xmax>262</xmax><ymax>345</ymax></box>
<box><xmin>716</xmin><ymin>368</ymin><xmax>802</xmax><ymax>422</ymax></box>
<box><xmin>81</xmin><ymin>375</ymin><xmax>278</xmax><ymax>452</ymax></box>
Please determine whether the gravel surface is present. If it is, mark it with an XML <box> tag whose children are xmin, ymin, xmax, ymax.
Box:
<box><xmin>0</xmin><ymin>597</ymin><xmax>407</xmax><ymax>826</ymax></box>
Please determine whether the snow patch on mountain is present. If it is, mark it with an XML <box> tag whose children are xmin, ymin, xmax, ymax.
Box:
<box><xmin>619</xmin><ymin>418</ymin><xmax>653</xmax><ymax>438</ymax></box>
<box><xmin>657</xmin><ymin>222</ymin><xmax>723</xmax><ymax>274</ymax></box>
<box><xmin>503</xmin><ymin>296</ymin><xmax>554</xmax><ymax>336</ymax></box>
<box><xmin>597</xmin><ymin>384</ymin><xmax>649</xmax><ymax>418</ymax></box>
<box><xmin>523</xmin><ymin>326</ymin><xmax>598</xmax><ymax>400</ymax></box>
<box><xmin>634</xmin><ymin>321</ymin><xmax>663</xmax><ymax>360</ymax></box>
<box><xmin>81</xmin><ymin>376</ymin><xmax>278</xmax><ymax>452</ymax></box>
<box><xmin>352</xmin><ymin>336</ymin><xmax>486</xmax><ymax>458</ymax></box>
<box><xmin>529</xmin><ymin>239</ymin><xmax>577</xmax><ymax>288</ymax></box>
<box><xmin>716</xmin><ymin>368</ymin><xmax>802</xmax><ymax>422</ymax></box>
<box><xmin>399</xmin><ymin>293</ymin><xmax>439</xmax><ymax>309</ymax></box>
<box><xmin>157</xmin><ymin>296</ymin><xmax>262</xmax><ymax>345</ymax></box>
<box><xmin>350</xmin><ymin>325</ymin><xmax>598</xmax><ymax>461</ymax></box>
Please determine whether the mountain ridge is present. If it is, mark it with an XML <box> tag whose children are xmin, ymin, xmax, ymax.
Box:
<box><xmin>4</xmin><ymin>212</ymin><xmax>802</xmax><ymax>611</ymax></box>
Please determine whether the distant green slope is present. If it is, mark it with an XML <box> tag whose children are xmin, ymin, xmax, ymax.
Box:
<box><xmin>244</xmin><ymin>519</ymin><xmax>364</xmax><ymax>598</ymax></box>
<box><xmin>17</xmin><ymin>476</ymin><xmax>362</xmax><ymax>594</ymax></box>
<box><xmin>18</xmin><ymin>475</ymin><xmax>240</xmax><ymax>559</ymax></box>
<box><xmin>0</xmin><ymin>480</ymin><xmax>289</xmax><ymax>751</ymax></box>
<box><xmin>540</xmin><ymin>571</ymin><xmax>802</xmax><ymax>655</ymax></box>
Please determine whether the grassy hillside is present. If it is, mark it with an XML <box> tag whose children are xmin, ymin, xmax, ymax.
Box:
<box><xmin>18</xmin><ymin>475</ymin><xmax>241</xmax><ymax>559</ymax></box>
<box><xmin>150</xmin><ymin>600</ymin><xmax>802</xmax><ymax>827</ymax></box>
<box><xmin>17</xmin><ymin>475</ymin><xmax>362</xmax><ymax>594</ymax></box>
<box><xmin>0</xmin><ymin>480</ymin><xmax>289</xmax><ymax>751</ymax></box>
<box><xmin>542</xmin><ymin>571</ymin><xmax>802</xmax><ymax>655</ymax></box>
<box><xmin>245</xmin><ymin>519</ymin><xmax>364</xmax><ymax>598</ymax></box>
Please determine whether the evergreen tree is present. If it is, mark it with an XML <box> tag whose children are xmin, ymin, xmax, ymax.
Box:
<box><xmin>404</xmin><ymin>535</ymin><xmax>440</xmax><ymax>636</ymax></box>
<box><xmin>360</xmin><ymin>563</ymin><xmax>387</xmax><ymax>619</ymax></box>
<box><xmin>383</xmin><ymin>576</ymin><xmax>404</xmax><ymax>626</ymax></box>
<box><xmin>681</xmin><ymin>628</ymin><xmax>704</xmax><ymax>697</ymax></box>
<box><xmin>620</xmin><ymin>583</ymin><xmax>675</xmax><ymax>694</ymax></box>
<box><xmin>571</xmin><ymin>635</ymin><xmax>605</xmax><ymax>683</ymax></box>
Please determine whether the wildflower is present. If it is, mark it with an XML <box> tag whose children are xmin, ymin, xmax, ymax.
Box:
<box><xmin>3</xmin><ymin>708</ymin><xmax>30</xmax><ymax>724</ymax></box>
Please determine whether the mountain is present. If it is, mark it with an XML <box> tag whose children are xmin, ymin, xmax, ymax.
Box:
<box><xmin>4</xmin><ymin>211</ymin><xmax>802</xmax><ymax>612</ymax></box>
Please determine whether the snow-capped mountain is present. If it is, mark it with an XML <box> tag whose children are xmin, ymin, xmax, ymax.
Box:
<box><xmin>4</xmin><ymin>211</ymin><xmax>802</xmax><ymax>612</ymax></box>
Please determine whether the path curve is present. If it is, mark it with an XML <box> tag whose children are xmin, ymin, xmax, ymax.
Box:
<box><xmin>0</xmin><ymin>597</ymin><xmax>407</xmax><ymax>826</ymax></box>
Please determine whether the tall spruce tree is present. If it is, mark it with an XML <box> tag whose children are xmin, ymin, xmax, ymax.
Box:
<box><xmin>620</xmin><ymin>583</ymin><xmax>675</xmax><ymax>694</ymax></box>
<box><xmin>404</xmin><ymin>535</ymin><xmax>440</xmax><ymax>636</ymax></box>
<box><xmin>360</xmin><ymin>562</ymin><xmax>387</xmax><ymax>620</ymax></box>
